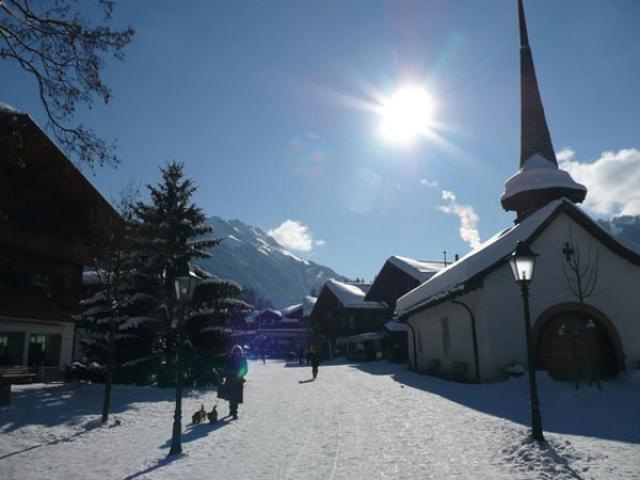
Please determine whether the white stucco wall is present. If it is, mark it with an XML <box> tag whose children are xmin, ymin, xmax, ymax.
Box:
<box><xmin>407</xmin><ymin>210</ymin><xmax>640</xmax><ymax>382</ymax></box>
<box><xmin>0</xmin><ymin>317</ymin><xmax>75</xmax><ymax>368</ymax></box>
<box><xmin>407</xmin><ymin>289</ymin><xmax>488</xmax><ymax>382</ymax></box>
<box><xmin>483</xmin><ymin>211</ymin><xmax>640</xmax><ymax>376</ymax></box>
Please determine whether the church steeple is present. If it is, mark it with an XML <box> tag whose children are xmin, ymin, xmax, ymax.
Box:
<box><xmin>501</xmin><ymin>0</ymin><xmax>586</xmax><ymax>223</ymax></box>
<box><xmin>518</xmin><ymin>0</ymin><xmax>556</xmax><ymax>167</ymax></box>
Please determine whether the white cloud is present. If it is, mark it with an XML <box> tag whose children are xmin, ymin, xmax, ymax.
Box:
<box><xmin>438</xmin><ymin>190</ymin><xmax>481</xmax><ymax>249</ymax></box>
<box><xmin>419</xmin><ymin>178</ymin><xmax>439</xmax><ymax>189</ymax></box>
<box><xmin>268</xmin><ymin>220</ymin><xmax>315</xmax><ymax>252</ymax></box>
<box><xmin>315</xmin><ymin>239</ymin><xmax>326</xmax><ymax>247</ymax></box>
<box><xmin>558</xmin><ymin>148</ymin><xmax>640</xmax><ymax>216</ymax></box>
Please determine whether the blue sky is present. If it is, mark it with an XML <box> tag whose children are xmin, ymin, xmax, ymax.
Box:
<box><xmin>3</xmin><ymin>0</ymin><xmax>640</xmax><ymax>280</ymax></box>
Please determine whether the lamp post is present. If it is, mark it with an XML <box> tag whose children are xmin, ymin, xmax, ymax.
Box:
<box><xmin>168</xmin><ymin>275</ymin><xmax>198</xmax><ymax>456</ymax></box>
<box><xmin>509</xmin><ymin>241</ymin><xmax>544</xmax><ymax>442</ymax></box>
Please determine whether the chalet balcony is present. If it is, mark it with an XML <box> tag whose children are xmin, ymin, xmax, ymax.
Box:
<box><xmin>0</xmin><ymin>288</ymin><xmax>78</xmax><ymax>323</ymax></box>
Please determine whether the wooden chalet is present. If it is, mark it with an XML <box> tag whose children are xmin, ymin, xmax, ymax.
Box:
<box><xmin>0</xmin><ymin>102</ymin><xmax>117</xmax><ymax>378</ymax></box>
<box><xmin>364</xmin><ymin>256</ymin><xmax>444</xmax><ymax>361</ymax></box>
<box><xmin>310</xmin><ymin>279</ymin><xmax>386</xmax><ymax>359</ymax></box>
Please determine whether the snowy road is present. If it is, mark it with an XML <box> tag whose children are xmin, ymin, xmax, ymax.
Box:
<box><xmin>1</xmin><ymin>361</ymin><xmax>638</xmax><ymax>479</ymax></box>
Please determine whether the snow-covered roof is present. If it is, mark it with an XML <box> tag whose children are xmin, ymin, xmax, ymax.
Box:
<box><xmin>396</xmin><ymin>198</ymin><xmax>640</xmax><ymax>317</ymax></box>
<box><xmin>326</xmin><ymin>279</ymin><xmax>386</xmax><ymax>309</ymax></box>
<box><xmin>282</xmin><ymin>303</ymin><xmax>302</xmax><ymax>317</ymax></box>
<box><xmin>501</xmin><ymin>154</ymin><xmax>586</xmax><ymax>203</ymax></box>
<box><xmin>336</xmin><ymin>331</ymin><xmax>387</xmax><ymax>344</ymax></box>
<box><xmin>0</xmin><ymin>101</ymin><xmax>22</xmax><ymax>114</ymax></box>
<box><xmin>302</xmin><ymin>295</ymin><xmax>317</xmax><ymax>317</ymax></box>
<box><xmin>387</xmin><ymin>256</ymin><xmax>444</xmax><ymax>282</ymax></box>
<box><xmin>384</xmin><ymin>320</ymin><xmax>408</xmax><ymax>333</ymax></box>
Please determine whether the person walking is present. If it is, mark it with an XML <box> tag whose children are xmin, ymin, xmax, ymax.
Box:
<box><xmin>308</xmin><ymin>345</ymin><xmax>321</xmax><ymax>380</ymax></box>
<box><xmin>224</xmin><ymin>345</ymin><xmax>248</xmax><ymax>419</ymax></box>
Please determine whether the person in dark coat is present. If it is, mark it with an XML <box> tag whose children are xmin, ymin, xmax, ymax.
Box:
<box><xmin>224</xmin><ymin>345</ymin><xmax>248</xmax><ymax>419</ymax></box>
<box><xmin>308</xmin><ymin>345</ymin><xmax>321</xmax><ymax>380</ymax></box>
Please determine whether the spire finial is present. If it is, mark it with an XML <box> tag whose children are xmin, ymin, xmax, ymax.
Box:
<box><xmin>518</xmin><ymin>0</ymin><xmax>530</xmax><ymax>48</ymax></box>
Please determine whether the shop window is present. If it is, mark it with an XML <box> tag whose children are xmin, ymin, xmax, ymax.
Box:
<box><xmin>28</xmin><ymin>333</ymin><xmax>62</xmax><ymax>367</ymax></box>
<box><xmin>0</xmin><ymin>332</ymin><xmax>25</xmax><ymax>366</ymax></box>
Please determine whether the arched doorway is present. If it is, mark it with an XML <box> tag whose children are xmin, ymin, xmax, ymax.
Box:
<box><xmin>533</xmin><ymin>303</ymin><xmax>623</xmax><ymax>381</ymax></box>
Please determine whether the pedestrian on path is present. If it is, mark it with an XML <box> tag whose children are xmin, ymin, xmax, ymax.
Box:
<box><xmin>224</xmin><ymin>345</ymin><xmax>248</xmax><ymax>419</ymax></box>
<box><xmin>308</xmin><ymin>345</ymin><xmax>321</xmax><ymax>380</ymax></box>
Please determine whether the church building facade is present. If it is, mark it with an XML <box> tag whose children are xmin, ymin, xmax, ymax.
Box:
<box><xmin>396</xmin><ymin>1</ymin><xmax>640</xmax><ymax>383</ymax></box>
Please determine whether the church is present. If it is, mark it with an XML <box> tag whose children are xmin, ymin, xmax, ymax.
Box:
<box><xmin>396</xmin><ymin>1</ymin><xmax>640</xmax><ymax>383</ymax></box>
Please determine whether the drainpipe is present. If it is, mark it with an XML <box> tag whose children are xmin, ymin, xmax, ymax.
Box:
<box><xmin>405</xmin><ymin>319</ymin><xmax>419</xmax><ymax>371</ymax></box>
<box><xmin>451</xmin><ymin>300</ymin><xmax>481</xmax><ymax>383</ymax></box>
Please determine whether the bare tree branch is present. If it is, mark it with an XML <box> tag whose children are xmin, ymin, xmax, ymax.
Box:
<box><xmin>0</xmin><ymin>0</ymin><xmax>134</xmax><ymax>168</ymax></box>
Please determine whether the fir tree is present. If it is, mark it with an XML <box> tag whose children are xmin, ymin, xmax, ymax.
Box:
<box><xmin>133</xmin><ymin>161</ymin><xmax>250</xmax><ymax>456</ymax></box>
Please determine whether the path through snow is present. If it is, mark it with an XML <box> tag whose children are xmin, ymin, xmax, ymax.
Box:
<box><xmin>0</xmin><ymin>361</ymin><xmax>638</xmax><ymax>479</ymax></box>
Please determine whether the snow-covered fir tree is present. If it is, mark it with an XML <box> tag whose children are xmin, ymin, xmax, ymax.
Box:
<box><xmin>132</xmin><ymin>161</ymin><xmax>250</xmax><ymax>387</ymax></box>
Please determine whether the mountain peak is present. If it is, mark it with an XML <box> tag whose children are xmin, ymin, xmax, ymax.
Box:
<box><xmin>199</xmin><ymin>216</ymin><xmax>346</xmax><ymax>308</ymax></box>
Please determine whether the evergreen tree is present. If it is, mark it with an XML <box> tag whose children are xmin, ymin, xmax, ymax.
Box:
<box><xmin>132</xmin><ymin>161</ymin><xmax>249</xmax><ymax>456</ymax></box>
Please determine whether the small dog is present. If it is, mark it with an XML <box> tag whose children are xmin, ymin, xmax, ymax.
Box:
<box><xmin>192</xmin><ymin>404</ymin><xmax>207</xmax><ymax>424</ymax></box>
<box><xmin>207</xmin><ymin>405</ymin><xmax>218</xmax><ymax>424</ymax></box>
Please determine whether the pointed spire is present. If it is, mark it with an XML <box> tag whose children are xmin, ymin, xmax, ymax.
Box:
<box><xmin>501</xmin><ymin>0</ymin><xmax>587</xmax><ymax>222</ymax></box>
<box><xmin>518</xmin><ymin>0</ymin><xmax>556</xmax><ymax>166</ymax></box>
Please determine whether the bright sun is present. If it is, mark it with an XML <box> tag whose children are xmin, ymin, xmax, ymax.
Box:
<box><xmin>378</xmin><ymin>86</ymin><xmax>435</xmax><ymax>146</ymax></box>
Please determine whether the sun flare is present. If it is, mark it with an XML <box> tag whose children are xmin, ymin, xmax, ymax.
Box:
<box><xmin>378</xmin><ymin>86</ymin><xmax>436</xmax><ymax>146</ymax></box>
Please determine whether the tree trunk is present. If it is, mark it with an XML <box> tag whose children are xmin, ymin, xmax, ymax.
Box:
<box><xmin>102</xmin><ymin>312</ymin><xmax>116</xmax><ymax>423</ymax></box>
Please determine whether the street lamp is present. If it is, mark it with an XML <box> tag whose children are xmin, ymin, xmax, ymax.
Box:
<box><xmin>509</xmin><ymin>241</ymin><xmax>544</xmax><ymax>442</ymax></box>
<box><xmin>169</xmin><ymin>275</ymin><xmax>199</xmax><ymax>456</ymax></box>
<box><xmin>175</xmin><ymin>276</ymin><xmax>198</xmax><ymax>304</ymax></box>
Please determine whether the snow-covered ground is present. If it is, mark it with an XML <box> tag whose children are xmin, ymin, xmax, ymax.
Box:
<box><xmin>1</xmin><ymin>361</ymin><xmax>638</xmax><ymax>479</ymax></box>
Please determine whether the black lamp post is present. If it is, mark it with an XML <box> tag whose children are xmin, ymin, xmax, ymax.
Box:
<box><xmin>168</xmin><ymin>275</ymin><xmax>198</xmax><ymax>456</ymax></box>
<box><xmin>509</xmin><ymin>241</ymin><xmax>544</xmax><ymax>442</ymax></box>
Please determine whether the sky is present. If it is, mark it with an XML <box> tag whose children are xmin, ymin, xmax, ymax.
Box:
<box><xmin>3</xmin><ymin>0</ymin><xmax>640</xmax><ymax>280</ymax></box>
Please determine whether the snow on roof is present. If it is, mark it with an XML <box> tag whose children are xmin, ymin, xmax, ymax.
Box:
<box><xmin>326</xmin><ymin>279</ymin><xmax>386</xmax><ymax>309</ymax></box>
<box><xmin>282</xmin><ymin>303</ymin><xmax>302</xmax><ymax>316</ymax></box>
<box><xmin>303</xmin><ymin>295</ymin><xmax>317</xmax><ymax>317</ymax></box>
<box><xmin>0</xmin><ymin>102</ymin><xmax>22</xmax><ymax>114</ymax></box>
<box><xmin>395</xmin><ymin>199</ymin><xmax>575</xmax><ymax>316</ymax></box>
<box><xmin>387</xmin><ymin>256</ymin><xmax>445</xmax><ymax>282</ymax></box>
<box><xmin>501</xmin><ymin>154</ymin><xmax>586</xmax><ymax>201</ymax></box>
<box><xmin>384</xmin><ymin>320</ymin><xmax>408</xmax><ymax>333</ymax></box>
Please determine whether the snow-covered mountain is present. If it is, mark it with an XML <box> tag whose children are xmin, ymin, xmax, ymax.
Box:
<box><xmin>194</xmin><ymin>217</ymin><xmax>347</xmax><ymax>308</ymax></box>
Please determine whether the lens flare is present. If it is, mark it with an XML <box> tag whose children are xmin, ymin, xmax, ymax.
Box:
<box><xmin>378</xmin><ymin>86</ymin><xmax>436</xmax><ymax>146</ymax></box>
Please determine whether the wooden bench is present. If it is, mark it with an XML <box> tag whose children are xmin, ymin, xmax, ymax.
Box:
<box><xmin>0</xmin><ymin>367</ymin><xmax>37</xmax><ymax>406</ymax></box>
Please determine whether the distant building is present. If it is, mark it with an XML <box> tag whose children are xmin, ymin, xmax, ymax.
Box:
<box><xmin>365</xmin><ymin>257</ymin><xmax>444</xmax><ymax>361</ymax></box>
<box><xmin>397</xmin><ymin>2</ymin><xmax>640</xmax><ymax>383</ymax></box>
<box><xmin>0</xmin><ymin>103</ymin><xmax>117</xmax><ymax>378</ymax></box>
<box><xmin>252</xmin><ymin>305</ymin><xmax>309</xmax><ymax>356</ymax></box>
<box><xmin>310</xmin><ymin>279</ymin><xmax>386</xmax><ymax>359</ymax></box>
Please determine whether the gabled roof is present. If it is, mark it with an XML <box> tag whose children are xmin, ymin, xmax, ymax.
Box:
<box><xmin>325</xmin><ymin>279</ymin><xmax>386</xmax><ymax>310</ymax></box>
<box><xmin>386</xmin><ymin>256</ymin><xmax>444</xmax><ymax>283</ymax></box>
<box><xmin>302</xmin><ymin>295</ymin><xmax>317</xmax><ymax>317</ymax></box>
<box><xmin>282</xmin><ymin>303</ymin><xmax>302</xmax><ymax>317</ymax></box>
<box><xmin>396</xmin><ymin>198</ymin><xmax>640</xmax><ymax>317</ymax></box>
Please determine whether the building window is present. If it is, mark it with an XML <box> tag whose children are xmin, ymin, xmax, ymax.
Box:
<box><xmin>0</xmin><ymin>332</ymin><xmax>25</xmax><ymax>366</ymax></box>
<box><xmin>28</xmin><ymin>333</ymin><xmax>62</xmax><ymax>367</ymax></box>
<box><xmin>441</xmin><ymin>317</ymin><xmax>451</xmax><ymax>356</ymax></box>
